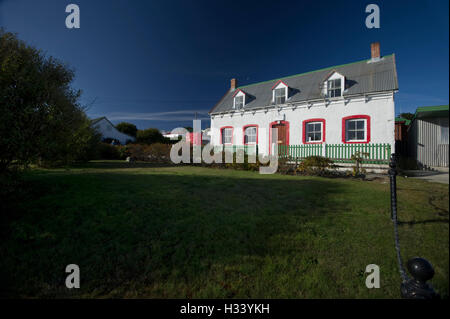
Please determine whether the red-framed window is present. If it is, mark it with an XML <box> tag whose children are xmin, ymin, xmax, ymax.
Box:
<box><xmin>302</xmin><ymin>118</ymin><xmax>326</xmax><ymax>144</ymax></box>
<box><xmin>242</xmin><ymin>125</ymin><xmax>258</xmax><ymax>145</ymax></box>
<box><xmin>342</xmin><ymin>115</ymin><xmax>371</xmax><ymax>144</ymax></box>
<box><xmin>220</xmin><ymin>126</ymin><xmax>233</xmax><ymax>145</ymax></box>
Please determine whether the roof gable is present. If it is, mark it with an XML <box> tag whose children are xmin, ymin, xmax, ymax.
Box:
<box><xmin>271</xmin><ymin>80</ymin><xmax>288</xmax><ymax>90</ymax></box>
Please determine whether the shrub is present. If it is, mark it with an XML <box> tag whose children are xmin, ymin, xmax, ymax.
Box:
<box><xmin>98</xmin><ymin>143</ymin><xmax>121</xmax><ymax>160</ymax></box>
<box><xmin>136</xmin><ymin>128</ymin><xmax>164</xmax><ymax>145</ymax></box>
<box><xmin>0</xmin><ymin>29</ymin><xmax>100</xmax><ymax>171</ymax></box>
<box><xmin>146</xmin><ymin>143</ymin><xmax>171</xmax><ymax>163</ymax></box>
<box><xmin>116</xmin><ymin>145</ymin><xmax>130</xmax><ymax>160</ymax></box>
<box><xmin>296</xmin><ymin>156</ymin><xmax>335</xmax><ymax>175</ymax></box>
<box><xmin>125</xmin><ymin>143</ymin><xmax>171</xmax><ymax>163</ymax></box>
<box><xmin>350</xmin><ymin>152</ymin><xmax>369</xmax><ymax>177</ymax></box>
<box><xmin>116</xmin><ymin>122</ymin><xmax>137</xmax><ymax>137</ymax></box>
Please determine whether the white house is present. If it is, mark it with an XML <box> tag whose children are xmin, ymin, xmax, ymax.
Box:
<box><xmin>91</xmin><ymin>117</ymin><xmax>135</xmax><ymax>145</ymax></box>
<box><xmin>209</xmin><ymin>43</ymin><xmax>398</xmax><ymax>163</ymax></box>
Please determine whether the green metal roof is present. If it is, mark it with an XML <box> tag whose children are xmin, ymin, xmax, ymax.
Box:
<box><xmin>414</xmin><ymin>105</ymin><xmax>449</xmax><ymax>120</ymax></box>
<box><xmin>395</xmin><ymin>117</ymin><xmax>411</xmax><ymax>125</ymax></box>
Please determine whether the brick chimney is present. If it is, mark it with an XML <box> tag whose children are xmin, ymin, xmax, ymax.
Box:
<box><xmin>371</xmin><ymin>42</ymin><xmax>381</xmax><ymax>60</ymax></box>
<box><xmin>230</xmin><ymin>78</ymin><xmax>237</xmax><ymax>90</ymax></box>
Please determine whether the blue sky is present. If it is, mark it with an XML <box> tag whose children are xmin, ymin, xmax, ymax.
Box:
<box><xmin>1</xmin><ymin>0</ymin><xmax>448</xmax><ymax>130</ymax></box>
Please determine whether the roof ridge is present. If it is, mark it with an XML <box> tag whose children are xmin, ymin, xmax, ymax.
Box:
<box><xmin>237</xmin><ymin>54</ymin><xmax>394</xmax><ymax>89</ymax></box>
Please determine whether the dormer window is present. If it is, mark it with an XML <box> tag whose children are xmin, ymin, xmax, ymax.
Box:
<box><xmin>234</xmin><ymin>95</ymin><xmax>244</xmax><ymax>109</ymax></box>
<box><xmin>327</xmin><ymin>79</ymin><xmax>341</xmax><ymax>98</ymax></box>
<box><xmin>323</xmin><ymin>71</ymin><xmax>344</xmax><ymax>99</ymax></box>
<box><xmin>271</xmin><ymin>80</ymin><xmax>288</xmax><ymax>105</ymax></box>
<box><xmin>274</xmin><ymin>88</ymin><xmax>286</xmax><ymax>104</ymax></box>
<box><xmin>233</xmin><ymin>89</ymin><xmax>246</xmax><ymax>110</ymax></box>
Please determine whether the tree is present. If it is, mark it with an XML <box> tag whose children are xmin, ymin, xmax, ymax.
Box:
<box><xmin>399</xmin><ymin>112</ymin><xmax>414</xmax><ymax>121</ymax></box>
<box><xmin>136</xmin><ymin>128</ymin><xmax>164</xmax><ymax>144</ymax></box>
<box><xmin>0</xmin><ymin>29</ymin><xmax>100</xmax><ymax>171</ymax></box>
<box><xmin>116</xmin><ymin>122</ymin><xmax>138</xmax><ymax>137</ymax></box>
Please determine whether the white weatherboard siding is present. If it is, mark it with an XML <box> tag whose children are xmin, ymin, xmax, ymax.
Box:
<box><xmin>210</xmin><ymin>93</ymin><xmax>395</xmax><ymax>155</ymax></box>
<box><xmin>93</xmin><ymin>118</ymin><xmax>135</xmax><ymax>145</ymax></box>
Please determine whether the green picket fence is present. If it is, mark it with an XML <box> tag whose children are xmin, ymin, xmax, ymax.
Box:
<box><xmin>278</xmin><ymin>143</ymin><xmax>391</xmax><ymax>164</ymax></box>
<box><xmin>325</xmin><ymin>143</ymin><xmax>391</xmax><ymax>164</ymax></box>
<box><xmin>278</xmin><ymin>144</ymin><xmax>322</xmax><ymax>160</ymax></box>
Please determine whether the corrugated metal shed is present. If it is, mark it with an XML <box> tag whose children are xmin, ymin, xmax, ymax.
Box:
<box><xmin>210</xmin><ymin>54</ymin><xmax>398</xmax><ymax>114</ymax></box>
<box><xmin>407</xmin><ymin>105</ymin><xmax>449</xmax><ymax>168</ymax></box>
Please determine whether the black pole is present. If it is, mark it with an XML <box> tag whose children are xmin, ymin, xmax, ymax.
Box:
<box><xmin>388</xmin><ymin>154</ymin><xmax>439</xmax><ymax>299</ymax></box>
<box><xmin>388</xmin><ymin>154</ymin><xmax>397</xmax><ymax>221</ymax></box>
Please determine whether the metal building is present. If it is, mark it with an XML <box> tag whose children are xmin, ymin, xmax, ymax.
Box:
<box><xmin>407</xmin><ymin>105</ymin><xmax>449</xmax><ymax>168</ymax></box>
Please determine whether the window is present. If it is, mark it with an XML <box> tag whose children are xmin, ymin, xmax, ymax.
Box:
<box><xmin>327</xmin><ymin>79</ymin><xmax>341</xmax><ymax>98</ymax></box>
<box><xmin>244</xmin><ymin>126</ymin><xmax>257</xmax><ymax>144</ymax></box>
<box><xmin>342</xmin><ymin>115</ymin><xmax>371</xmax><ymax>143</ymax></box>
<box><xmin>302</xmin><ymin>119</ymin><xmax>325</xmax><ymax>144</ymax></box>
<box><xmin>234</xmin><ymin>95</ymin><xmax>244</xmax><ymax>109</ymax></box>
<box><xmin>274</xmin><ymin>87</ymin><xmax>286</xmax><ymax>104</ymax></box>
<box><xmin>346</xmin><ymin>119</ymin><xmax>365</xmax><ymax>141</ymax></box>
<box><xmin>221</xmin><ymin>127</ymin><xmax>233</xmax><ymax>144</ymax></box>
<box><xmin>306</xmin><ymin>122</ymin><xmax>322</xmax><ymax>142</ymax></box>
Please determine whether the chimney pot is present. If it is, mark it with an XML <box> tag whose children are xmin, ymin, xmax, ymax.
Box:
<box><xmin>371</xmin><ymin>42</ymin><xmax>381</xmax><ymax>60</ymax></box>
<box><xmin>230</xmin><ymin>78</ymin><xmax>237</xmax><ymax>90</ymax></box>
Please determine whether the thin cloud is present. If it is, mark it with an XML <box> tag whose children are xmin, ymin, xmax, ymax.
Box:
<box><xmin>90</xmin><ymin>110</ymin><xmax>210</xmax><ymax>121</ymax></box>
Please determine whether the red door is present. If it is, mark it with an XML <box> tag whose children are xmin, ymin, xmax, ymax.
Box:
<box><xmin>272</xmin><ymin>123</ymin><xmax>287</xmax><ymax>145</ymax></box>
<box><xmin>270</xmin><ymin>122</ymin><xmax>289</xmax><ymax>155</ymax></box>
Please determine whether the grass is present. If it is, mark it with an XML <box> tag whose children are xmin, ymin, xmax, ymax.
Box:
<box><xmin>0</xmin><ymin>161</ymin><xmax>448</xmax><ymax>298</ymax></box>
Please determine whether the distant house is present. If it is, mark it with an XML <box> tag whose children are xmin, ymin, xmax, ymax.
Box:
<box><xmin>91</xmin><ymin>117</ymin><xmax>135</xmax><ymax>145</ymax></box>
<box><xmin>407</xmin><ymin>105</ymin><xmax>449</xmax><ymax>168</ymax></box>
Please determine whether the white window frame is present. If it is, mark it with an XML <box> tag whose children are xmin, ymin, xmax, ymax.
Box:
<box><xmin>272</xmin><ymin>82</ymin><xmax>288</xmax><ymax>104</ymax></box>
<box><xmin>323</xmin><ymin>72</ymin><xmax>344</xmax><ymax>98</ymax></box>
<box><xmin>233</xmin><ymin>91</ymin><xmax>245</xmax><ymax>109</ymax></box>
<box><xmin>327</xmin><ymin>79</ymin><xmax>341</xmax><ymax>98</ymax></box>
<box><xmin>345</xmin><ymin>119</ymin><xmax>366</xmax><ymax>142</ymax></box>
<box><xmin>222</xmin><ymin>127</ymin><xmax>233</xmax><ymax>144</ymax></box>
<box><xmin>305</xmin><ymin>122</ymin><xmax>323</xmax><ymax>143</ymax></box>
<box><xmin>244</xmin><ymin>126</ymin><xmax>257</xmax><ymax>144</ymax></box>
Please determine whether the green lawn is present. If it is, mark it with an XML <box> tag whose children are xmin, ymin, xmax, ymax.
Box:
<box><xmin>0</xmin><ymin>162</ymin><xmax>448</xmax><ymax>298</ymax></box>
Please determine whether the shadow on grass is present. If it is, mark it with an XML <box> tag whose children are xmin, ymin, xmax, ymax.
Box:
<box><xmin>70</xmin><ymin>160</ymin><xmax>178</xmax><ymax>169</ymax></box>
<box><xmin>0</xmin><ymin>169</ymin><xmax>351</xmax><ymax>298</ymax></box>
<box><xmin>0</xmin><ymin>167</ymin><xmax>448</xmax><ymax>298</ymax></box>
<box><xmin>398</xmin><ymin>219</ymin><xmax>449</xmax><ymax>226</ymax></box>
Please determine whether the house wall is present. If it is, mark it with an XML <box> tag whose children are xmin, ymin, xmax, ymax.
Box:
<box><xmin>407</xmin><ymin>117</ymin><xmax>449</xmax><ymax>168</ymax></box>
<box><xmin>210</xmin><ymin>93</ymin><xmax>395</xmax><ymax>155</ymax></box>
<box><xmin>94</xmin><ymin>119</ymin><xmax>135</xmax><ymax>145</ymax></box>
